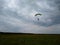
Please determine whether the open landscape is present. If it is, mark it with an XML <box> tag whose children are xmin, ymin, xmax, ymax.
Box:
<box><xmin>0</xmin><ymin>0</ymin><xmax>60</xmax><ymax>45</ymax></box>
<box><xmin>0</xmin><ymin>32</ymin><xmax>60</xmax><ymax>45</ymax></box>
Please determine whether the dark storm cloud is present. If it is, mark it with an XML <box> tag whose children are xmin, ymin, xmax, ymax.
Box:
<box><xmin>46</xmin><ymin>0</ymin><xmax>60</xmax><ymax>26</ymax></box>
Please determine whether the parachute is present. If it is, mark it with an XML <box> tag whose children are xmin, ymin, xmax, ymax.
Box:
<box><xmin>35</xmin><ymin>13</ymin><xmax>42</xmax><ymax>16</ymax></box>
<box><xmin>34</xmin><ymin>13</ymin><xmax>42</xmax><ymax>21</ymax></box>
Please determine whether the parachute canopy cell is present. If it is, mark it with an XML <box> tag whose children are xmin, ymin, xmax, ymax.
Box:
<box><xmin>35</xmin><ymin>13</ymin><xmax>42</xmax><ymax>16</ymax></box>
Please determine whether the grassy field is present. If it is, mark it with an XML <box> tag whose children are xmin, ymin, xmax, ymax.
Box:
<box><xmin>0</xmin><ymin>33</ymin><xmax>60</xmax><ymax>45</ymax></box>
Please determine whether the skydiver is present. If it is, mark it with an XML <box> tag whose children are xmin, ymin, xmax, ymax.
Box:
<box><xmin>37</xmin><ymin>18</ymin><xmax>39</xmax><ymax>21</ymax></box>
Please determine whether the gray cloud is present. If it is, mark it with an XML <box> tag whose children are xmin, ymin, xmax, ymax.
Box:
<box><xmin>32</xmin><ymin>0</ymin><xmax>60</xmax><ymax>26</ymax></box>
<box><xmin>0</xmin><ymin>0</ymin><xmax>60</xmax><ymax>34</ymax></box>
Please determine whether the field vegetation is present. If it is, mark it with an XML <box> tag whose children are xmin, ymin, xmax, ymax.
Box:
<box><xmin>0</xmin><ymin>33</ymin><xmax>60</xmax><ymax>45</ymax></box>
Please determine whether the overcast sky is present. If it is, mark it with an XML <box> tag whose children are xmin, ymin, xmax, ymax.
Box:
<box><xmin>0</xmin><ymin>0</ymin><xmax>60</xmax><ymax>34</ymax></box>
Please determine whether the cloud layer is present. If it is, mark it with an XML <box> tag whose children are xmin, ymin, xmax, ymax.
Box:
<box><xmin>0</xmin><ymin>0</ymin><xmax>60</xmax><ymax>34</ymax></box>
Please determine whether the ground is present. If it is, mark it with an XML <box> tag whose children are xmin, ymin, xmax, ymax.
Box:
<box><xmin>0</xmin><ymin>33</ymin><xmax>60</xmax><ymax>45</ymax></box>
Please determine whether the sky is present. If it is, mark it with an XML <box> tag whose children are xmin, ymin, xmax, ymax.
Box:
<box><xmin>0</xmin><ymin>0</ymin><xmax>60</xmax><ymax>34</ymax></box>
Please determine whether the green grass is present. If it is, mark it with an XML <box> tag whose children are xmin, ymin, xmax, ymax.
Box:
<box><xmin>0</xmin><ymin>33</ymin><xmax>60</xmax><ymax>45</ymax></box>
